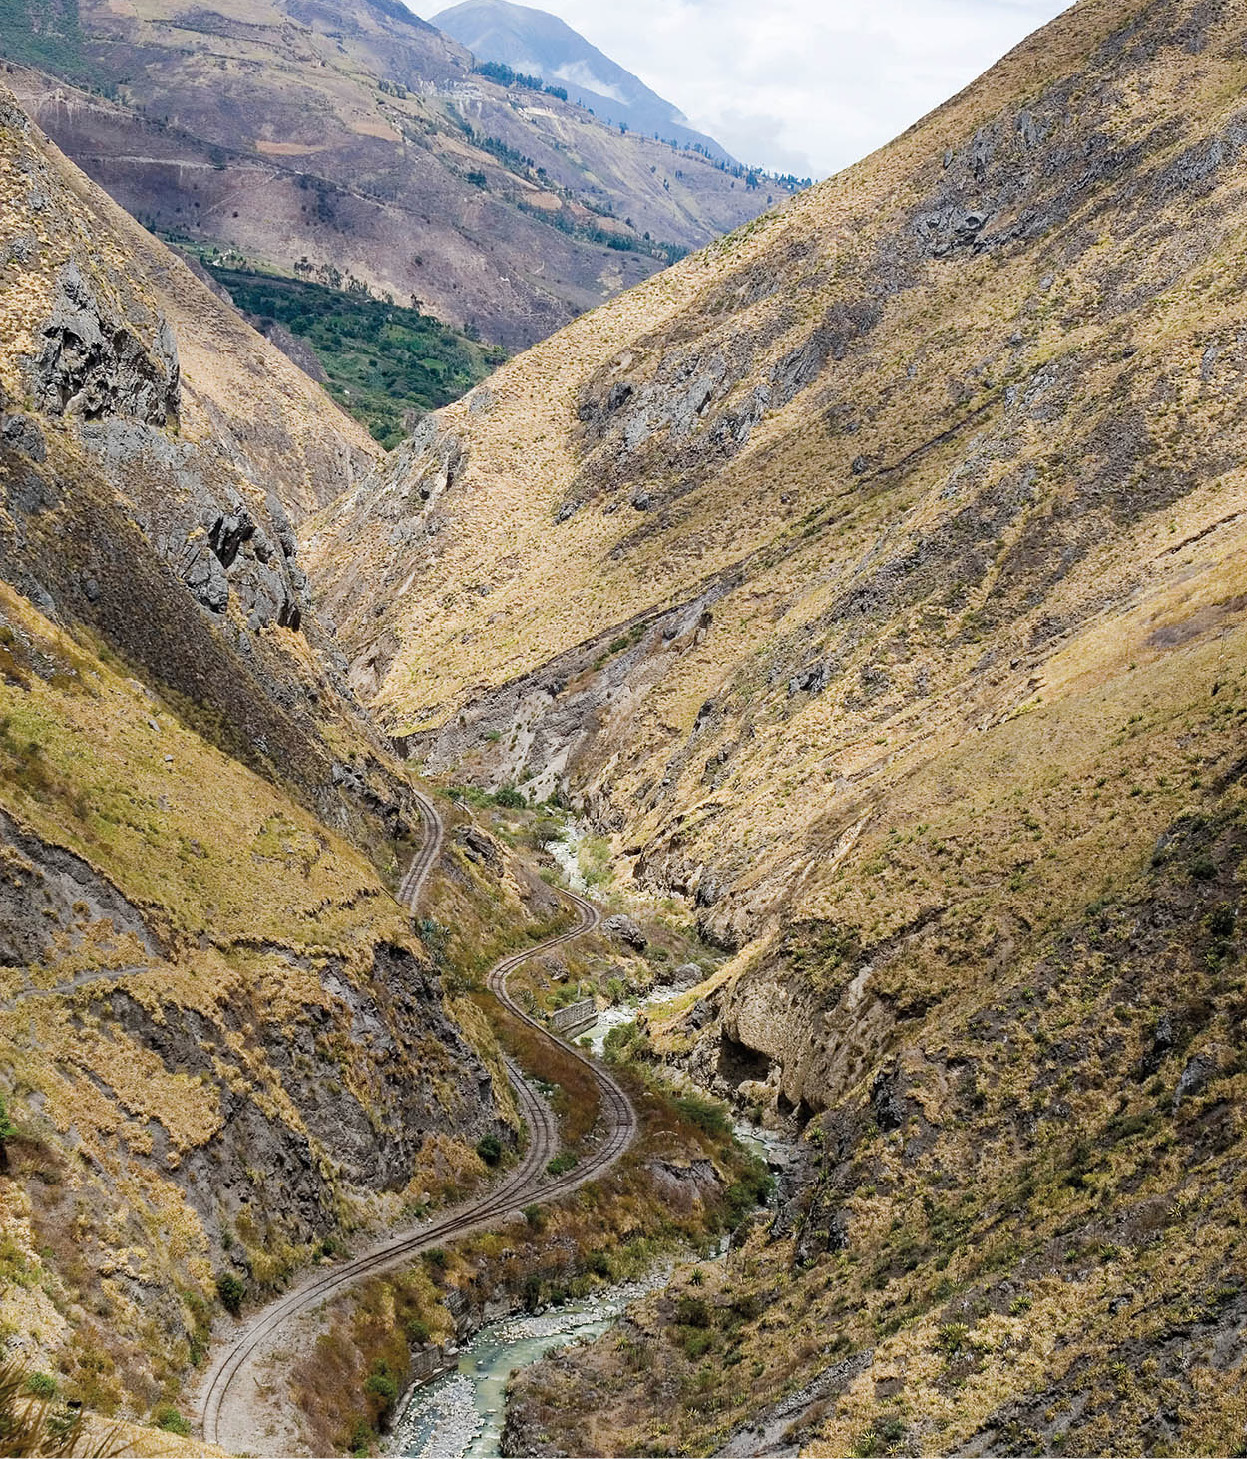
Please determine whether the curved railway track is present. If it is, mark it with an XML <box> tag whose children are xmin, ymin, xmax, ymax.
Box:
<box><xmin>199</xmin><ymin>815</ymin><xmax>637</xmax><ymax>1451</ymax></box>
<box><xmin>396</xmin><ymin>785</ymin><xmax>445</xmax><ymax>910</ymax></box>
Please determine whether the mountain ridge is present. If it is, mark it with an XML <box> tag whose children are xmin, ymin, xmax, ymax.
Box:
<box><xmin>432</xmin><ymin>0</ymin><xmax>738</xmax><ymax>164</ymax></box>
<box><xmin>0</xmin><ymin>0</ymin><xmax>795</xmax><ymax>351</ymax></box>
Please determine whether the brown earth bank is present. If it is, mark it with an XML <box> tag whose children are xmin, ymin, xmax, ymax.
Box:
<box><xmin>309</xmin><ymin>0</ymin><xmax>1247</xmax><ymax>1450</ymax></box>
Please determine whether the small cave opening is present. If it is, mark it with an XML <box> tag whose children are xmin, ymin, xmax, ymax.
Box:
<box><xmin>717</xmin><ymin>1030</ymin><xmax>771</xmax><ymax>1085</ymax></box>
<box><xmin>777</xmin><ymin>1090</ymin><xmax>816</xmax><ymax>1126</ymax></box>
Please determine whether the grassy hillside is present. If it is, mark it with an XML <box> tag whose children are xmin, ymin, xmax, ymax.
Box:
<box><xmin>1</xmin><ymin>0</ymin><xmax>799</xmax><ymax>351</ymax></box>
<box><xmin>310</xmin><ymin>0</ymin><xmax>1247</xmax><ymax>1448</ymax></box>
<box><xmin>0</xmin><ymin>81</ymin><xmax>512</xmax><ymax>1442</ymax></box>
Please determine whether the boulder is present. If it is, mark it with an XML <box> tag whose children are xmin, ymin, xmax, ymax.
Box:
<box><xmin>602</xmin><ymin>913</ymin><xmax>646</xmax><ymax>950</ymax></box>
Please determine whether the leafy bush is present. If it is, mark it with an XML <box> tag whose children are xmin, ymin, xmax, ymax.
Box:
<box><xmin>674</xmin><ymin>1092</ymin><xmax>731</xmax><ymax>1137</ymax></box>
<box><xmin>216</xmin><ymin>1271</ymin><xmax>246</xmax><ymax>1316</ymax></box>
<box><xmin>675</xmin><ymin>1295</ymin><xmax>710</xmax><ymax>1328</ymax></box>
<box><xmin>936</xmin><ymin>1320</ymin><xmax>970</xmax><ymax>1356</ymax></box>
<box><xmin>476</xmin><ymin>1133</ymin><xmax>503</xmax><ymax>1167</ymax></box>
<box><xmin>1208</xmin><ymin>903</ymin><xmax>1237</xmax><ymax>938</ymax></box>
<box><xmin>547</xmin><ymin>1151</ymin><xmax>579</xmax><ymax>1176</ymax></box>
<box><xmin>152</xmin><ymin>1405</ymin><xmax>191</xmax><ymax>1437</ymax></box>
<box><xmin>493</xmin><ymin>785</ymin><xmax>526</xmax><ymax>809</ymax></box>
<box><xmin>364</xmin><ymin>1367</ymin><xmax>398</xmax><ymax>1407</ymax></box>
<box><xmin>347</xmin><ymin>1416</ymin><xmax>375</xmax><ymax>1456</ymax></box>
<box><xmin>679</xmin><ymin>1327</ymin><xmax>714</xmax><ymax>1359</ymax></box>
<box><xmin>23</xmin><ymin>1374</ymin><xmax>55</xmax><ymax>1400</ymax></box>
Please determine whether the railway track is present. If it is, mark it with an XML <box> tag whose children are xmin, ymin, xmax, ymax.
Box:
<box><xmin>198</xmin><ymin>812</ymin><xmax>637</xmax><ymax>1451</ymax></box>
<box><xmin>396</xmin><ymin>785</ymin><xmax>444</xmax><ymax>909</ymax></box>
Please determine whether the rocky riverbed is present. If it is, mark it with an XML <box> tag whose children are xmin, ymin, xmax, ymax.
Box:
<box><xmin>392</xmin><ymin>1278</ymin><xmax>666</xmax><ymax>1459</ymax></box>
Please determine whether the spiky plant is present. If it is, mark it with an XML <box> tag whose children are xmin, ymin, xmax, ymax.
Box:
<box><xmin>0</xmin><ymin>1362</ymin><xmax>126</xmax><ymax>1457</ymax></box>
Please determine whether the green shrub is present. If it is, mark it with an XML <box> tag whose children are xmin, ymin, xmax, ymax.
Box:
<box><xmin>936</xmin><ymin>1321</ymin><xmax>970</xmax><ymax>1356</ymax></box>
<box><xmin>547</xmin><ymin>1151</ymin><xmax>579</xmax><ymax>1176</ymax></box>
<box><xmin>153</xmin><ymin>1405</ymin><xmax>191</xmax><ymax>1436</ymax></box>
<box><xmin>365</xmin><ymin>1367</ymin><xmax>398</xmax><ymax>1408</ymax></box>
<box><xmin>675</xmin><ymin>1295</ymin><xmax>710</xmax><ymax>1328</ymax></box>
<box><xmin>679</xmin><ymin>1327</ymin><xmax>714</xmax><ymax>1359</ymax></box>
<box><xmin>674</xmin><ymin>1092</ymin><xmax>731</xmax><ymax>1137</ymax></box>
<box><xmin>476</xmin><ymin>1133</ymin><xmax>503</xmax><ymax>1167</ymax></box>
<box><xmin>23</xmin><ymin>1373</ymin><xmax>55</xmax><ymax>1400</ymax></box>
<box><xmin>494</xmin><ymin>785</ymin><xmax>526</xmax><ymax>809</ymax></box>
<box><xmin>1208</xmin><ymin>903</ymin><xmax>1237</xmax><ymax>938</ymax></box>
<box><xmin>216</xmin><ymin>1271</ymin><xmax>246</xmax><ymax>1316</ymax></box>
<box><xmin>348</xmin><ymin>1416</ymin><xmax>375</xmax><ymax>1455</ymax></box>
<box><xmin>406</xmin><ymin>1317</ymin><xmax>431</xmax><ymax>1345</ymax></box>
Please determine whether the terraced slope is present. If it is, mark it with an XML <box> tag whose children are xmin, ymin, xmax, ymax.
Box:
<box><xmin>0</xmin><ymin>0</ymin><xmax>795</xmax><ymax>350</ymax></box>
<box><xmin>312</xmin><ymin>0</ymin><xmax>1247</xmax><ymax>1449</ymax></box>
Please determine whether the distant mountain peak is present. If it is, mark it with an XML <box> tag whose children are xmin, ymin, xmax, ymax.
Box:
<box><xmin>431</xmin><ymin>0</ymin><xmax>736</xmax><ymax>164</ymax></box>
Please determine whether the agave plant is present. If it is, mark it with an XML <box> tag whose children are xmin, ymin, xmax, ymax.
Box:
<box><xmin>0</xmin><ymin>1363</ymin><xmax>126</xmax><ymax>1458</ymax></box>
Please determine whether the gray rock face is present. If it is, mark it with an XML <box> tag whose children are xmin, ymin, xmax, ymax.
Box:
<box><xmin>1</xmin><ymin>411</ymin><xmax>46</xmax><ymax>461</ymax></box>
<box><xmin>457</xmin><ymin>825</ymin><xmax>501</xmax><ymax>866</ymax></box>
<box><xmin>601</xmin><ymin>912</ymin><xmax>647</xmax><ymax>950</ymax></box>
<box><xmin>80</xmin><ymin>419</ymin><xmax>310</xmax><ymax>629</ymax></box>
<box><xmin>643</xmin><ymin>1157</ymin><xmax>721</xmax><ymax>1208</ymax></box>
<box><xmin>31</xmin><ymin>263</ymin><xmax>179</xmax><ymax>425</ymax></box>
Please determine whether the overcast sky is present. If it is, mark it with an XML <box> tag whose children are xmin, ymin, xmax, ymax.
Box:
<box><xmin>407</xmin><ymin>0</ymin><xmax>1070</xmax><ymax>178</ymax></box>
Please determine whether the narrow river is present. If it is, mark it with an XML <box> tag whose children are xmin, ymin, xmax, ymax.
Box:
<box><xmin>393</xmin><ymin>1276</ymin><xmax>664</xmax><ymax>1459</ymax></box>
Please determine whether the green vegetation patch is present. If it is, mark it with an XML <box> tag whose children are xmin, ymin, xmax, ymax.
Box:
<box><xmin>203</xmin><ymin>265</ymin><xmax>505</xmax><ymax>449</ymax></box>
<box><xmin>0</xmin><ymin>0</ymin><xmax>97</xmax><ymax>85</ymax></box>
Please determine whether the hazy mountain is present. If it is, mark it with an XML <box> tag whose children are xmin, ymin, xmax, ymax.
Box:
<box><xmin>432</xmin><ymin>0</ymin><xmax>737</xmax><ymax>163</ymax></box>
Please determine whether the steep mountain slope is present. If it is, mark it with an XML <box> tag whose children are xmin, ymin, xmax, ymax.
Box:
<box><xmin>0</xmin><ymin>0</ymin><xmax>793</xmax><ymax>350</ymax></box>
<box><xmin>0</xmin><ymin>88</ymin><xmax>517</xmax><ymax>1430</ymax></box>
<box><xmin>432</xmin><ymin>0</ymin><xmax>735</xmax><ymax>163</ymax></box>
<box><xmin>311</xmin><ymin>0</ymin><xmax>1247</xmax><ymax>1448</ymax></box>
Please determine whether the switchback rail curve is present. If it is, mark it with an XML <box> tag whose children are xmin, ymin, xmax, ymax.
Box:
<box><xmin>198</xmin><ymin>836</ymin><xmax>636</xmax><ymax>1451</ymax></box>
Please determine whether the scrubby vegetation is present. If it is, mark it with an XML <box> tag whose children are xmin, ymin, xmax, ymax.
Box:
<box><xmin>288</xmin><ymin>1053</ymin><xmax>769</xmax><ymax>1455</ymax></box>
<box><xmin>203</xmin><ymin>264</ymin><xmax>504</xmax><ymax>447</ymax></box>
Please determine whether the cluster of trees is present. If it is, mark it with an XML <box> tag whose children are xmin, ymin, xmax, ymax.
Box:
<box><xmin>205</xmin><ymin>263</ymin><xmax>499</xmax><ymax>447</ymax></box>
<box><xmin>473</xmin><ymin>59</ymin><xmax>566</xmax><ymax>101</ymax></box>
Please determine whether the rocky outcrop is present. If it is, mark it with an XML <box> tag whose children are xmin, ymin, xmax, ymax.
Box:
<box><xmin>30</xmin><ymin>263</ymin><xmax>179</xmax><ymax>425</ymax></box>
<box><xmin>601</xmin><ymin>913</ymin><xmax>646</xmax><ymax>951</ymax></box>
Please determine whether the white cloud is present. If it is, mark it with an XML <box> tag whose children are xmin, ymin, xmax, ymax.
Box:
<box><xmin>408</xmin><ymin>0</ymin><xmax>1071</xmax><ymax>176</ymax></box>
